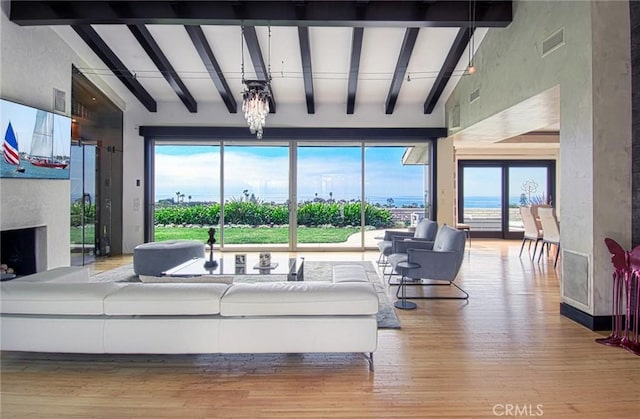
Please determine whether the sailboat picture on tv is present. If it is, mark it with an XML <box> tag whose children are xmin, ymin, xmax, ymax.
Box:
<box><xmin>1</xmin><ymin>99</ymin><xmax>71</xmax><ymax>179</ymax></box>
<box><xmin>27</xmin><ymin>110</ymin><xmax>68</xmax><ymax>169</ymax></box>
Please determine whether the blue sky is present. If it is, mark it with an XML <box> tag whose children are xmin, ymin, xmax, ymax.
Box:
<box><xmin>463</xmin><ymin>166</ymin><xmax>548</xmax><ymax>200</ymax></box>
<box><xmin>154</xmin><ymin>145</ymin><xmax>549</xmax><ymax>205</ymax></box>
<box><xmin>154</xmin><ymin>145</ymin><xmax>425</xmax><ymax>203</ymax></box>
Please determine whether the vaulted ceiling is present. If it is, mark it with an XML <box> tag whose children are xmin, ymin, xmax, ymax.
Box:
<box><xmin>10</xmin><ymin>1</ymin><xmax>512</xmax><ymax>121</ymax></box>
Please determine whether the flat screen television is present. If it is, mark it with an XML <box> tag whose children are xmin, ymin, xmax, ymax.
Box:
<box><xmin>1</xmin><ymin>98</ymin><xmax>72</xmax><ymax>179</ymax></box>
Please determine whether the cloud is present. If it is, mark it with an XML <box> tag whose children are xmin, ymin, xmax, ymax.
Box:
<box><xmin>155</xmin><ymin>147</ymin><xmax>425</xmax><ymax>203</ymax></box>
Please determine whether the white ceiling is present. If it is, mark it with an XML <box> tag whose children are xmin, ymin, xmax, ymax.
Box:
<box><xmin>52</xmin><ymin>23</ymin><xmax>488</xmax><ymax>120</ymax></box>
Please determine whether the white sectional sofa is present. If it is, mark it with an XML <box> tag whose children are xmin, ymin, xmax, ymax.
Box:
<box><xmin>0</xmin><ymin>265</ymin><xmax>379</xmax><ymax>370</ymax></box>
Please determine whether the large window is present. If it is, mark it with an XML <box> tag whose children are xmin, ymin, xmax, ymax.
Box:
<box><xmin>223</xmin><ymin>143</ymin><xmax>289</xmax><ymax>249</ymax></box>
<box><xmin>458</xmin><ymin>160</ymin><xmax>555</xmax><ymax>239</ymax></box>
<box><xmin>146</xmin><ymin>132</ymin><xmax>436</xmax><ymax>251</ymax></box>
<box><xmin>296</xmin><ymin>144</ymin><xmax>362</xmax><ymax>248</ymax></box>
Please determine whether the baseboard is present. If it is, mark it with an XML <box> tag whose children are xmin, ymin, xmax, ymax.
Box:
<box><xmin>559</xmin><ymin>303</ymin><xmax>615</xmax><ymax>331</ymax></box>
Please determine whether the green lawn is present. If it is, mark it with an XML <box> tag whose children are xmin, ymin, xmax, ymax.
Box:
<box><xmin>70</xmin><ymin>225</ymin><xmax>95</xmax><ymax>245</ymax></box>
<box><xmin>153</xmin><ymin>226</ymin><xmax>360</xmax><ymax>244</ymax></box>
<box><xmin>71</xmin><ymin>225</ymin><xmax>361</xmax><ymax>245</ymax></box>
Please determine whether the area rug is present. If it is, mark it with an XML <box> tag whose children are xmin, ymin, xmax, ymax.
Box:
<box><xmin>91</xmin><ymin>260</ymin><xmax>400</xmax><ymax>329</ymax></box>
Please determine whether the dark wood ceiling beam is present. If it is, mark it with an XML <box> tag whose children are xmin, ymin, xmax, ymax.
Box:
<box><xmin>385</xmin><ymin>27</ymin><xmax>419</xmax><ymax>115</ymax></box>
<box><xmin>140</xmin><ymin>126</ymin><xmax>448</xmax><ymax>141</ymax></box>
<box><xmin>185</xmin><ymin>26</ymin><xmax>237</xmax><ymax>113</ymax></box>
<box><xmin>346</xmin><ymin>27</ymin><xmax>363</xmax><ymax>115</ymax></box>
<box><xmin>71</xmin><ymin>25</ymin><xmax>157</xmax><ymax>112</ymax></box>
<box><xmin>296</xmin><ymin>2</ymin><xmax>315</xmax><ymax>114</ymax></box>
<box><xmin>423</xmin><ymin>27</ymin><xmax>473</xmax><ymax>114</ymax></box>
<box><xmin>242</xmin><ymin>26</ymin><xmax>276</xmax><ymax>114</ymax></box>
<box><xmin>298</xmin><ymin>26</ymin><xmax>315</xmax><ymax>114</ymax></box>
<box><xmin>128</xmin><ymin>24</ymin><xmax>197</xmax><ymax>113</ymax></box>
<box><xmin>11</xmin><ymin>1</ymin><xmax>512</xmax><ymax>28</ymax></box>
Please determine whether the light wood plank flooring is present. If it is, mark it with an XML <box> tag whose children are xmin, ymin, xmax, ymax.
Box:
<box><xmin>2</xmin><ymin>240</ymin><xmax>639</xmax><ymax>418</ymax></box>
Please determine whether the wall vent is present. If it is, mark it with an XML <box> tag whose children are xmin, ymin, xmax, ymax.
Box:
<box><xmin>562</xmin><ymin>250</ymin><xmax>589</xmax><ymax>306</ymax></box>
<box><xmin>53</xmin><ymin>88</ymin><xmax>66</xmax><ymax>113</ymax></box>
<box><xmin>542</xmin><ymin>28</ymin><xmax>564</xmax><ymax>57</ymax></box>
<box><xmin>450</xmin><ymin>105</ymin><xmax>460</xmax><ymax>129</ymax></box>
<box><xmin>469</xmin><ymin>88</ymin><xmax>480</xmax><ymax>104</ymax></box>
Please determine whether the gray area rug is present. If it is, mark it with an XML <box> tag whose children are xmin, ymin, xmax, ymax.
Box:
<box><xmin>91</xmin><ymin>260</ymin><xmax>400</xmax><ymax>329</ymax></box>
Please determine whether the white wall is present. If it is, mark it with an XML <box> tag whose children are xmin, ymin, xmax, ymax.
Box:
<box><xmin>0</xmin><ymin>1</ymin><xmax>125</xmax><ymax>269</ymax></box>
<box><xmin>0</xmin><ymin>2</ymin><xmax>74</xmax><ymax>269</ymax></box>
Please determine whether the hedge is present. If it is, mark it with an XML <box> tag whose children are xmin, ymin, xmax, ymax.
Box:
<box><xmin>154</xmin><ymin>202</ymin><xmax>393</xmax><ymax>228</ymax></box>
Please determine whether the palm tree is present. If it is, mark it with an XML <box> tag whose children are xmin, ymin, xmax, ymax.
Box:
<box><xmin>180</xmin><ymin>194</ymin><xmax>185</xmax><ymax>203</ymax></box>
<box><xmin>175</xmin><ymin>191</ymin><xmax>180</xmax><ymax>204</ymax></box>
<box><xmin>188</xmin><ymin>195</ymin><xmax>192</xmax><ymax>204</ymax></box>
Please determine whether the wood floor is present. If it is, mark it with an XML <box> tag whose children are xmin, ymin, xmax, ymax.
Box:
<box><xmin>2</xmin><ymin>240</ymin><xmax>639</xmax><ymax>418</ymax></box>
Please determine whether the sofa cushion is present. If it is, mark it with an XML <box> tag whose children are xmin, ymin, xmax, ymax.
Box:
<box><xmin>104</xmin><ymin>283</ymin><xmax>230</xmax><ymax>315</ymax></box>
<box><xmin>220</xmin><ymin>282</ymin><xmax>378</xmax><ymax>316</ymax></box>
<box><xmin>332</xmin><ymin>265</ymin><xmax>369</xmax><ymax>283</ymax></box>
<box><xmin>14</xmin><ymin>266</ymin><xmax>90</xmax><ymax>283</ymax></box>
<box><xmin>0</xmin><ymin>282</ymin><xmax>124</xmax><ymax>315</ymax></box>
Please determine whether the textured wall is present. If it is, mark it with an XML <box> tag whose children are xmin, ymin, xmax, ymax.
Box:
<box><xmin>632</xmin><ymin>1</ymin><xmax>640</xmax><ymax>248</ymax></box>
<box><xmin>0</xmin><ymin>2</ymin><xmax>73</xmax><ymax>269</ymax></box>
<box><xmin>445</xmin><ymin>1</ymin><xmax>632</xmax><ymax>317</ymax></box>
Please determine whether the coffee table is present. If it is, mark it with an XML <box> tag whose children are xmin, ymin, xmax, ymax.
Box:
<box><xmin>162</xmin><ymin>255</ymin><xmax>303</xmax><ymax>279</ymax></box>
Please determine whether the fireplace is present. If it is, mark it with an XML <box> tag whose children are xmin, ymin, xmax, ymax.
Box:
<box><xmin>1</xmin><ymin>226</ymin><xmax>47</xmax><ymax>276</ymax></box>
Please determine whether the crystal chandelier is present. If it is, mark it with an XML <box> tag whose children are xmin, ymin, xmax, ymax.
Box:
<box><xmin>242</xmin><ymin>80</ymin><xmax>270</xmax><ymax>139</ymax></box>
<box><xmin>241</xmin><ymin>26</ymin><xmax>272</xmax><ymax>139</ymax></box>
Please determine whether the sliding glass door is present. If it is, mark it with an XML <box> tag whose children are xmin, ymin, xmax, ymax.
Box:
<box><xmin>458</xmin><ymin>160</ymin><xmax>555</xmax><ymax>239</ymax></box>
<box><xmin>223</xmin><ymin>143</ymin><xmax>289</xmax><ymax>249</ymax></box>
<box><xmin>70</xmin><ymin>141</ymin><xmax>97</xmax><ymax>266</ymax></box>
<box><xmin>460</xmin><ymin>166</ymin><xmax>503</xmax><ymax>234</ymax></box>
<box><xmin>507</xmin><ymin>166</ymin><xmax>550</xmax><ymax>234</ymax></box>
<box><xmin>296</xmin><ymin>144</ymin><xmax>362</xmax><ymax>249</ymax></box>
<box><xmin>149</xmin><ymin>137</ymin><xmax>436</xmax><ymax>251</ymax></box>
<box><xmin>365</xmin><ymin>144</ymin><xmax>431</xmax><ymax>240</ymax></box>
<box><xmin>154</xmin><ymin>143</ymin><xmax>221</xmax><ymax>242</ymax></box>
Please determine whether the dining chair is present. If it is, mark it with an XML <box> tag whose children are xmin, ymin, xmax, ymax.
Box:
<box><xmin>537</xmin><ymin>207</ymin><xmax>560</xmax><ymax>268</ymax></box>
<box><xmin>519</xmin><ymin>206</ymin><xmax>543</xmax><ymax>260</ymax></box>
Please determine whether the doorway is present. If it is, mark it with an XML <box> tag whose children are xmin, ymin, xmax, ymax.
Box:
<box><xmin>458</xmin><ymin>160</ymin><xmax>556</xmax><ymax>239</ymax></box>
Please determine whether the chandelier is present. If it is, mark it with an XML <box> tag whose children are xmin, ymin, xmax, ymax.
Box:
<box><xmin>241</xmin><ymin>26</ymin><xmax>272</xmax><ymax>139</ymax></box>
<box><xmin>242</xmin><ymin>80</ymin><xmax>270</xmax><ymax>139</ymax></box>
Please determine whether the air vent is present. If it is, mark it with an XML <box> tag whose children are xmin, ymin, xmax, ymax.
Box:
<box><xmin>450</xmin><ymin>105</ymin><xmax>460</xmax><ymax>129</ymax></box>
<box><xmin>53</xmin><ymin>88</ymin><xmax>66</xmax><ymax>113</ymax></box>
<box><xmin>542</xmin><ymin>28</ymin><xmax>564</xmax><ymax>57</ymax></box>
<box><xmin>469</xmin><ymin>88</ymin><xmax>480</xmax><ymax>104</ymax></box>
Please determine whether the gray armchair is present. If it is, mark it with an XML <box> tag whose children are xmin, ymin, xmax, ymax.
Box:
<box><xmin>388</xmin><ymin>224</ymin><xmax>468</xmax><ymax>300</ymax></box>
<box><xmin>376</xmin><ymin>218</ymin><xmax>437</xmax><ymax>267</ymax></box>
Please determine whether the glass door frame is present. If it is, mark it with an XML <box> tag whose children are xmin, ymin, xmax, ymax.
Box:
<box><xmin>70</xmin><ymin>139</ymin><xmax>98</xmax><ymax>266</ymax></box>
<box><xmin>143</xmin><ymin>127</ymin><xmax>441</xmax><ymax>251</ymax></box>
<box><xmin>457</xmin><ymin>160</ymin><xmax>556</xmax><ymax>240</ymax></box>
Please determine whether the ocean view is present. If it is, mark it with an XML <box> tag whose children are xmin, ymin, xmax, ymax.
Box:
<box><xmin>154</xmin><ymin>194</ymin><xmax>521</xmax><ymax>209</ymax></box>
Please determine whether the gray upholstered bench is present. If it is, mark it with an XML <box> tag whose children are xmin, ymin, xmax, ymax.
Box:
<box><xmin>133</xmin><ymin>240</ymin><xmax>205</xmax><ymax>277</ymax></box>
